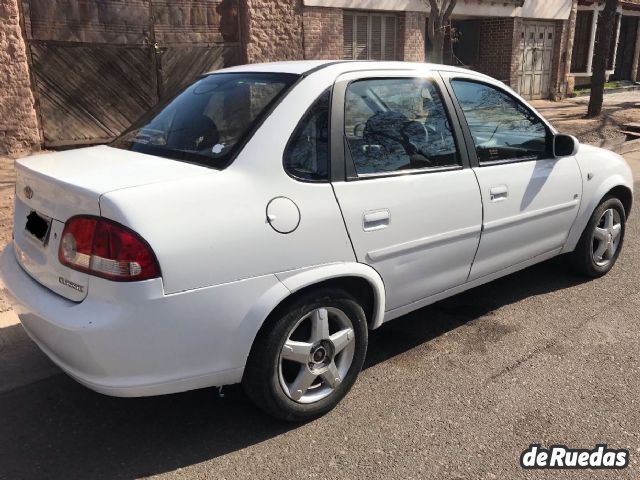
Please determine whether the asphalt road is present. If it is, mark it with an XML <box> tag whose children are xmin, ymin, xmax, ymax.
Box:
<box><xmin>1</xmin><ymin>154</ymin><xmax>640</xmax><ymax>480</ymax></box>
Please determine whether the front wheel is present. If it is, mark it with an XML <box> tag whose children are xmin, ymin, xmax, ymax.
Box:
<box><xmin>242</xmin><ymin>289</ymin><xmax>368</xmax><ymax>422</ymax></box>
<box><xmin>569</xmin><ymin>196</ymin><xmax>626</xmax><ymax>278</ymax></box>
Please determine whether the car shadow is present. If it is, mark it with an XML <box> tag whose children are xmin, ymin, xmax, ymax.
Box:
<box><xmin>0</xmin><ymin>257</ymin><xmax>591</xmax><ymax>480</ymax></box>
<box><xmin>365</xmin><ymin>256</ymin><xmax>587</xmax><ymax>369</ymax></box>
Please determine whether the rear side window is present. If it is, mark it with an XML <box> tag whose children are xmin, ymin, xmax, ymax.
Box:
<box><xmin>450</xmin><ymin>80</ymin><xmax>550</xmax><ymax>164</ymax></box>
<box><xmin>284</xmin><ymin>89</ymin><xmax>331</xmax><ymax>181</ymax></box>
<box><xmin>344</xmin><ymin>78</ymin><xmax>460</xmax><ymax>176</ymax></box>
<box><xmin>112</xmin><ymin>73</ymin><xmax>299</xmax><ymax>168</ymax></box>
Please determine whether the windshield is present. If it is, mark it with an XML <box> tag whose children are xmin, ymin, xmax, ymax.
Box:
<box><xmin>112</xmin><ymin>72</ymin><xmax>299</xmax><ymax>168</ymax></box>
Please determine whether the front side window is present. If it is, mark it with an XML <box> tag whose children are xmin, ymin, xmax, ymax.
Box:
<box><xmin>450</xmin><ymin>80</ymin><xmax>550</xmax><ymax>164</ymax></box>
<box><xmin>345</xmin><ymin>78</ymin><xmax>460</xmax><ymax>175</ymax></box>
<box><xmin>284</xmin><ymin>89</ymin><xmax>331</xmax><ymax>181</ymax></box>
<box><xmin>112</xmin><ymin>73</ymin><xmax>299</xmax><ymax>168</ymax></box>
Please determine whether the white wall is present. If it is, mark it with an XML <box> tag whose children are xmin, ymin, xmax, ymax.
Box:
<box><xmin>520</xmin><ymin>0</ymin><xmax>572</xmax><ymax>20</ymax></box>
<box><xmin>303</xmin><ymin>0</ymin><xmax>573</xmax><ymax>20</ymax></box>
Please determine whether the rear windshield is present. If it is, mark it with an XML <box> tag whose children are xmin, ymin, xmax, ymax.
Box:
<box><xmin>112</xmin><ymin>73</ymin><xmax>299</xmax><ymax>168</ymax></box>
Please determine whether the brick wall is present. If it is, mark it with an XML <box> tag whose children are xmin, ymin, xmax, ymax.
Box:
<box><xmin>240</xmin><ymin>0</ymin><xmax>304</xmax><ymax>64</ymax></box>
<box><xmin>0</xmin><ymin>0</ymin><xmax>40</xmax><ymax>155</ymax></box>
<box><xmin>303</xmin><ymin>6</ymin><xmax>343</xmax><ymax>60</ymax></box>
<box><xmin>398</xmin><ymin>11</ymin><xmax>426</xmax><ymax>62</ymax></box>
<box><xmin>476</xmin><ymin>17</ymin><xmax>518</xmax><ymax>85</ymax></box>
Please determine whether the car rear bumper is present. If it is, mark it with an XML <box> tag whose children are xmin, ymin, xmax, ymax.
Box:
<box><xmin>0</xmin><ymin>244</ymin><xmax>288</xmax><ymax>397</ymax></box>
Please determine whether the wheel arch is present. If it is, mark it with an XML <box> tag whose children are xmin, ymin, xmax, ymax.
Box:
<box><xmin>274</xmin><ymin>263</ymin><xmax>386</xmax><ymax>330</ymax></box>
<box><xmin>235</xmin><ymin>263</ymin><xmax>385</xmax><ymax>380</ymax></box>
<box><xmin>607</xmin><ymin>184</ymin><xmax>633</xmax><ymax>218</ymax></box>
<box><xmin>563</xmin><ymin>176</ymin><xmax>634</xmax><ymax>254</ymax></box>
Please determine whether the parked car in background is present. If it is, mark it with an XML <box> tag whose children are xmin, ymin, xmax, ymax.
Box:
<box><xmin>0</xmin><ymin>61</ymin><xmax>633</xmax><ymax>421</ymax></box>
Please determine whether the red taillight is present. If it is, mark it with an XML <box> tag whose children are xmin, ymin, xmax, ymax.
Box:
<box><xmin>58</xmin><ymin>216</ymin><xmax>160</xmax><ymax>282</ymax></box>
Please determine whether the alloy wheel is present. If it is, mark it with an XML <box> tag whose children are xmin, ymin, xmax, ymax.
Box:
<box><xmin>592</xmin><ymin>208</ymin><xmax>622</xmax><ymax>267</ymax></box>
<box><xmin>278</xmin><ymin>307</ymin><xmax>356</xmax><ymax>404</ymax></box>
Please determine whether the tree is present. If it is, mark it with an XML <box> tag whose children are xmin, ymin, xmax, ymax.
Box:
<box><xmin>587</xmin><ymin>0</ymin><xmax>619</xmax><ymax>118</ymax></box>
<box><xmin>424</xmin><ymin>0</ymin><xmax>457</xmax><ymax>64</ymax></box>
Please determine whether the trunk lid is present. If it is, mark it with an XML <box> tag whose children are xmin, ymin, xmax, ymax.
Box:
<box><xmin>13</xmin><ymin>145</ymin><xmax>212</xmax><ymax>301</ymax></box>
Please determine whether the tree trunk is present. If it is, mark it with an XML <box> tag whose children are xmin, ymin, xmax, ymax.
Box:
<box><xmin>587</xmin><ymin>0</ymin><xmax>619</xmax><ymax>118</ymax></box>
<box><xmin>425</xmin><ymin>0</ymin><xmax>457</xmax><ymax>64</ymax></box>
<box><xmin>430</xmin><ymin>35</ymin><xmax>445</xmax><ymax>63</ymax></box>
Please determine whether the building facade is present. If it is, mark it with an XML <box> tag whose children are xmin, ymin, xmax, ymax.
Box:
<box><xmin>1</xmin><ymin>0</ymin><xmax>639</xmax><ymax>154</ymax></box>
<box><xmin>569</xmin><ymin>0</ymin><xmax>640</xmax><ymax>89</ymax></box>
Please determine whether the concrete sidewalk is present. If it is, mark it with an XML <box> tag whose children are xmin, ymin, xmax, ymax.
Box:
<box><xmin>531</xmin><ymin>91</ymin><xmax>640</xmax><ymax>150</ymax></box>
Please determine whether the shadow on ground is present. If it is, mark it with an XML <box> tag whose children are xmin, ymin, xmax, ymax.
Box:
<box><xmin>0</xmin><ymin>257</ymin><xmax>590</xmax><ymax>480</ymax></box>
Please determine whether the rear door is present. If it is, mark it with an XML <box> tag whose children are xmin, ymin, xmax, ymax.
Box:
<box><xmin>443</xmin><ymin>74</ymin><xmax>582</xmax><ymax>281</ymax></box>
<box><xmin>330</xmin><ymin>71</ymin><xmax>483</xmax><ymax>312</ymax></box>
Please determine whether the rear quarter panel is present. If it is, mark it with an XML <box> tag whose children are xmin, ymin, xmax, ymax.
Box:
<box><xmin>99</xmin><ymin>171</ymin><xmax>355</xmax><ymax>294</ymax></box>
<box><xmin>99</xmin><ymin>70</ymin><xmax>356</xmax><ymax>294</ymax></box>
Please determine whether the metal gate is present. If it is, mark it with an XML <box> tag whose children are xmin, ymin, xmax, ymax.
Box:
<box><xmin>518</xmin><ymin>21</ymin><xmax>556</xmax><ymax>100</ymax></box>
<box><xmin>20</xmin><ymin>0</ymin><xmax>242</xmax><ymax>147</ymax></box>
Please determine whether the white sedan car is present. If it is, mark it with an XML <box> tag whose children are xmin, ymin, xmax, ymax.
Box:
<box><xmin>1</xmin><ymin>61</ymin><xmax>633</xmax><ymax>421</ymax></box>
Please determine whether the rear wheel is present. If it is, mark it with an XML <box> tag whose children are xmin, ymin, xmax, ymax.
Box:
<box><xmin>242</xmin><ymin>289</ymin><xmax>368</xmax><ymax>422</ymax></box>
<box><xmin>569</xmin><ymin>196</ymin><xmax>626</xmax><ymax>278</ymax></box>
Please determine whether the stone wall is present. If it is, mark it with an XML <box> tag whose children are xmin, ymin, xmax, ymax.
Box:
<box><xmin>303</xmin><ymin>6</ymin><xmax>343</xmax><ymax>60</ymax></box>
<box><xmin>240</xmin><ymin>0</ymin><xmax>304</xmax><ymax>63</ymax></box>
<box><xmin>0</xmin><ymin>0</ymin><xmax>40</xmax><ymax>155</ymax></box>
<box><xmin>564</xmin><ymin>1</ymin><xmax>579</xmax><ymax>96</ymax></box>
<box><xmin>550</xmin><ymin>18</ymin><xmax>573</xmax><ymax>99</ymax></box>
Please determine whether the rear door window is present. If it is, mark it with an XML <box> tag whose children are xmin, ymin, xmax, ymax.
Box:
<box><xmin>344</xmin><ymin>78</ymin><xmax>460</xmax><ymax>176</ymax></box>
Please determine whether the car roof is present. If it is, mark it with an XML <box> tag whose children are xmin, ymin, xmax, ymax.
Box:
<box><xmin>210</xmin><ymin>60</ymin><xmax>496</xmax><ymax>82</ymax></box>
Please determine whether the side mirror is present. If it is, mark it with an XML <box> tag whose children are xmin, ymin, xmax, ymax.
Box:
<box><xmin>553</xmin><ymin>134</ymin><xmax>579</xmax><ymax>158</ymax></box>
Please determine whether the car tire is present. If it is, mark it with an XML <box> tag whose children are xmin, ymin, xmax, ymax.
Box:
<box><xmin>242</xmin><ymin>288</ymin><xmax>368</xmax><ymax>422</ymax></box>
<box><xmin>569</xmin><ymin>196</ymin><xmax>626</xmax><ymax>278</ymax></box>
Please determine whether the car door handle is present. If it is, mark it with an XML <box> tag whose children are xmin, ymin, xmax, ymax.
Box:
<box><xmin>363</xmin><ymin>210</ymin><xmax>390</xmax><ymax>232</ymax></box>
<box><xmin>490</xmin><ymin>185</ymin><xmax>509</xmax><ymax>202</ymax></box>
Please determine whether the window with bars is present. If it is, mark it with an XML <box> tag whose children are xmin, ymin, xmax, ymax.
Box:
<box><xmin>571</xmin><ymin>10</ymin><xmax>622</xmax><ymax>74</ymax></box>
<box><xmin>343</xmin><ymin>12</ymin><xmax>398</xmax><ymax>61</ymax></box>
<box><xmin>571</xmin><ymin>10</ymin><xmax>593</xmax><ymax>73</ymax></box>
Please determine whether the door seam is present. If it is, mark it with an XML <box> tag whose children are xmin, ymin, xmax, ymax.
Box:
<box><xmin>330</xmin><ymin>182</ymin><xmax>358</xmax><ymax>263</ymax></box>
<box><xmin>466</xmin><ymin>166</ymin><xmax>485</xmax><ymax>282</ymax></box>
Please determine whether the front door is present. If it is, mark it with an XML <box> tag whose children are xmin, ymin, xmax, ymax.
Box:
<box><xmin>330</xmin><ymin>72</ymin><xmax>483</xmax><ymax>312</ymax></box>
<box><xmin>447</xmin><ymin>76</ymin><xmax>582</xmax><ymax>281</ymax></box>
<box><xmin>519</xmin><ymin>21</ymin><xmax>556</xmax><ymax>100</ymax></box>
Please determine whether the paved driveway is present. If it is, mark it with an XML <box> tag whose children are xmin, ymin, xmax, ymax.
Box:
<box><xmin>0</xmin><ymin>154</ymin><xmax>639</xmax><ymax>480</ymax></box>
